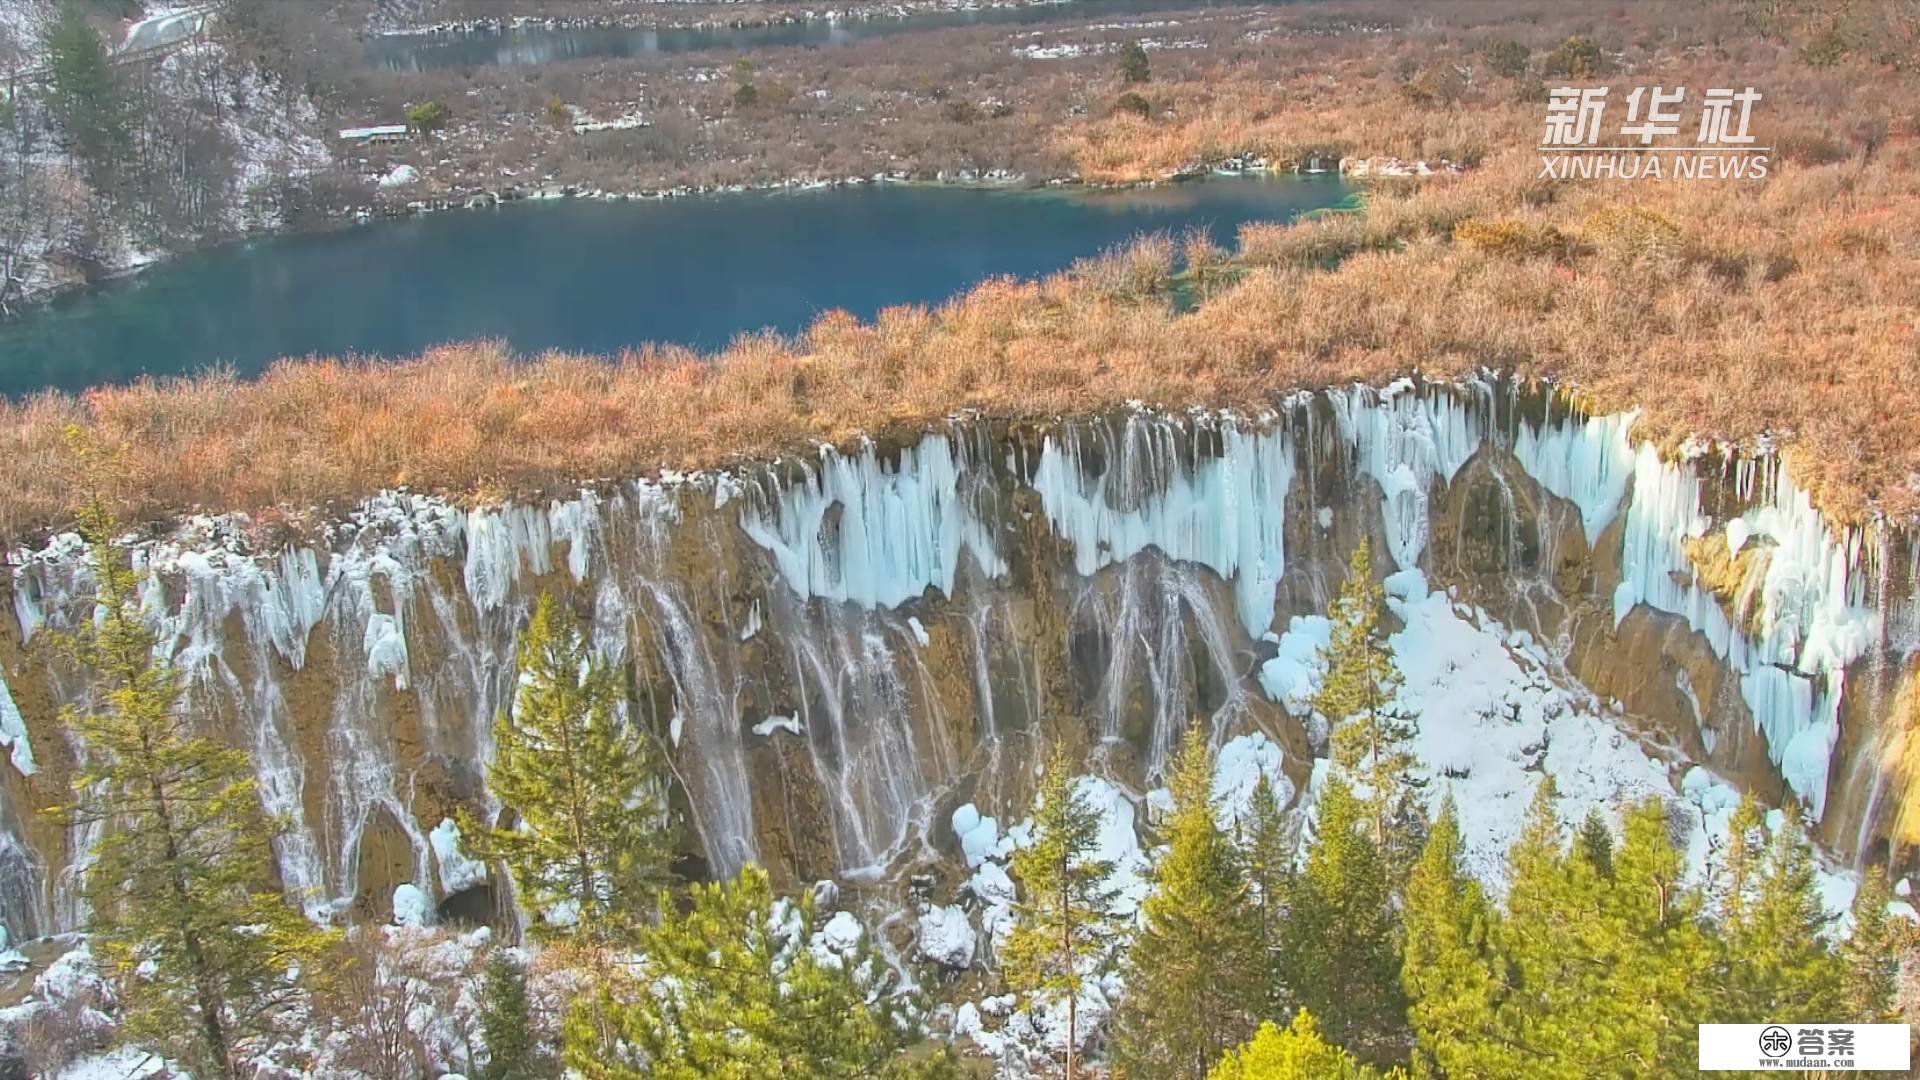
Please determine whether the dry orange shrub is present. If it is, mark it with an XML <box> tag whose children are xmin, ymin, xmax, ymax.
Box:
<box><xmin>0</xmin><ymin>2</ymin><xmax>1916</xmax><ymax>537</ymax></box>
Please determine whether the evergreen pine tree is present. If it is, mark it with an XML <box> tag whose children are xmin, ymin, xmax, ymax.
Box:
<box><xmin>1721</xmin><ymin>793</ymin><xmax>1766</xmax><ymax>926</ymax></box>
<box><xmin>1240</xmin><ymin>771</ymin><xmax>1292</xmax><ymax>1013</ymax></box>
<box><xmin>1840</xmin><ymin>867</ymin><xmax>1902</xmax><ymax>1022</ymax></box>
<box><xmin>1401</xmin><ymin>796</ymin><xmax>1517</xmax><ymax>1079</ymax></box>
<box><xmin>1282</xmin><ymin>774</ymin><xmax>1407</xmax><ymax>1065</ymax></box>
<box><xmin>578</xmin><ymin>865</ymin><xmax>917</xmax><ymax>1079</ymax></box>
<box><xmin>42</xmin><ymin>1</ymin><xmax>127</xmax><ymax>184</ymax></box>
<box><xmin>1310</xmin><ymin>539</ymin><xmax>1419</xmax><ymax>851</ymax></box>
<box><xmin>1002</xmin><ymin>745</ymin><xmax>1121</xmax><ymax>1080</ymax></box>
<box><xmin>472</xmin><ymin>592</ymin><xmax>673</xmax><ymax>952</ymax></box>
<box><xmin>479</xmin><ymin>950</ymin><xmax>551</xmax><ymax>1079</ymax></box>
<box><xmin>48</xmin><ymin>445</ymin><xmax>334</xmax><ymax>1079</ymax></box>
<box><xmin>1498</xmin><ymin>781</ymin><xmax>1644</xmax><ymax>1075</ymax></box>
<box><xmin>1601</xmin><ymin>799</ymin><xmax>1715</xmax><ymax>1071</ymax></box>
<box><xmin>1497</xmin><ymin>789</ymin><xmax>1714</xmax><ymax>1076</ymax></box>
<box><xmin>1577</xmin><ymin>808</ymin><xmax>1614</xmax><ymax>878</ymax></box>
<box><xmin>1113</xmin><ymin>728</ymin><xmax>1263</xmax><ymax>1079</ymax></box>
<box><xmin>1206</xmin><ymin>1011</ymin><xmax>1391</xmax><ymax>1080</ymax></box>
<box><xmin>1720</xmin><ymin>803</ymin><xmax>1846</xmax><ymax>1021</ymax></box>
<box><xmin>1493</xmin><ymin>778</ymin><xmax>1624</xmax><ymax>1075</ymax></box>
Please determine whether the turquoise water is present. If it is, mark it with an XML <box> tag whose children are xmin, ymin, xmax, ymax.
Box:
<box><xmin>370</xmin><ymin>0</ymin><xmax>1266</xmax><ymax>70</ymax></box>
<box><xmin>0</xmin><ymin>177</ymin><xmax>1350</xmax><ymax>396</ymax></box>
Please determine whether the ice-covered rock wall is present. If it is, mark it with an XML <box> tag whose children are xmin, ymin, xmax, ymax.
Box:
<box><xmin>0</xmin><ymin>379</ymin><xmax>1908</xmax><ymax>943</ymax></box>
<box><xmin>1612</xmin><ymin>448</ymin><xmax>1881</xmax><ymax>819</ymax></box>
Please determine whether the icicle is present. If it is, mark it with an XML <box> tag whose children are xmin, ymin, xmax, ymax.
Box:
<box><xmin>1032</xmin><ymin>414</ymin><xmax>1294</xmax><ymax>639</ymax></box>
<box><xmin>742</xmin><ymin>433</ymin><xmax>1005</xmax><ymax>609</ymax></box>
<box><xmin>0</xmin><ymin>672</ymin><xmax>33</xmax><ymax>776</ymax></box>
<box><xmin>1611</xmin><ymin>441</ymin><xmax>1877</xmax><ymax>819</ymax></box>
<box><xmin>1511</xmin><ymin>407</ymin><xmax>1638</xmax><ymax>546</ymax></box>
<box><xmin>1328</xmin><ymin>382</ymin><xmax>1483</xmax><ymax>572</ymax></box>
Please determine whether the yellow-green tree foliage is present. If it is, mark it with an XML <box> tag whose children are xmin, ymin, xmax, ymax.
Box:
<box><xmin>1113</xmin><ymin>728</ymin><xmax>1264</xmax><ymax>1078</ymax></box>
<box><xmin>1491</xmin><ymin>788</ymin><xmax>1714</xmax><ymax>1076</ymax></box>
<box><xmin>1401</xmin><ymin>796</ymin><xmax>1519</xmax><ymax>1079</ymax></box>
<box><xmin>1239</xmin><ymin>771</ymin><xmax>1292</xmax><ymax>1014</ymax></box>
<box><xmin>1715</xmin><ymin>800</ymin><xmax>1847</xmax><ymax>1022</ymax></box>
<box><xmin>1400</xmin><ymin>781</ymin><xmax>1897</xmax><ymax>1076</ymax></box>
<box><xmin>1283</xmin><ymin>773</ymin><xmax>1408</xmax><ymax>1064</ymax></box>
<box><xmin>479</xmin><ymin>949</ymin><xmax>553</xmax><ymax>1079</ymax></box>
<box><xmin>573</xmin><ymin>865</ymin><xmax>919</xmax><ymax>1078</ymax></box>
<box><xmin>1841</xmin><ymin>866</ymin><xmax>1904</xmax><ymax>1022</ymax></box>
<box><xmin>473</xmin><ymin>592</ymin><xmax>673</xmax><ymax>951</ymax></box>
<box><xmin>51</xmin><ymin>440</ymin><xmax>333</xmax><ymax>1079</ymax></box>
<box><xmin>406</xmin><ymin>99</ymin><xmax>450</xmax><ymax>132</ymax></box>
<box><xmin>1002</xmin><ymin>744</ymin><xmax>1121</xmax><ymax>1080</ymax></box>
<box><xmin>1207</xmin><ymin>1011</ymin><xmax>1396</xmax><ymax>1080</ymax></box>
<box><xmin>1310</xmin><ymin>539</ymin><xmax>1419</xmax><ymax>851</ymax></box>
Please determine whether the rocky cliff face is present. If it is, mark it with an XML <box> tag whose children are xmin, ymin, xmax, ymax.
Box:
<box><xmin>0</xmin><ymin>378</ymin><xmax>1911</xmax><ymax>941</ymax></box>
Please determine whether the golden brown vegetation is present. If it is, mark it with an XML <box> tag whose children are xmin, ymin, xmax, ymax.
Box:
<box><xmin>1</xmin><ymin>1</ymin><xmax>1916</xmax><ymax>537</ymax></box>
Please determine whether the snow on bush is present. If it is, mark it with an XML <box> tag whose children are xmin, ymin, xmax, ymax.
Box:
<box><xmin>0</xmin><ymin>940</ymin><xmax>117</xmax><ymax>1075</ymax></box>
<box><xmin>1211</xmin><ymin>731</ymin><xmax>1292</xmax><ymax>830</ymax></box>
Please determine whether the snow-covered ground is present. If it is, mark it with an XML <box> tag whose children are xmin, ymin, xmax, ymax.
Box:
<box><xmin>157</xmin><ymin>42</ymin><xmax>331</xmax><ymax>235</ymax></box>
<box><xmin>1014</xmin><ymin>36</ymin><xmax>1207</xmax><ymax>60</ymax></box>
<box><xmin>0</xmin><ymin>1</ymin><xmax>57</xmax><ymax>64</ymax></box>
<box><xmin>1278</xmin><ymin>567</ymin><xmax>1889</xmax><ymax>917</ymax></box>
<box><xmin>1377</xmin><ymin>569</ymin><xmax>1694</xmax><ymax>891</ymax></box>
<box><xmin>55</xmin><ymin>1047</ymin><xmax>179</xmax><ymax>1080</ymax></box>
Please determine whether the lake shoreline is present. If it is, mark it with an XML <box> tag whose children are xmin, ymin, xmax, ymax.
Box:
<box><xmin>0</xmin><ymin>168</ymin><xmax>1354</xmax><ymax>397</ymax></box>
<box><xmin>4</xmin><ymin>154</ymin><xmax>1335</xmax><ymax>324</ymax></box>
<box><xmin>369</xmin><ymin>0</ymin><xmax>1072</xmax><ymax>40</ymax></box>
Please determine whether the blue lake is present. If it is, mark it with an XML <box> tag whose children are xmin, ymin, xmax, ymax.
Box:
<box><xmin>0</xmin><ymin>177</ymin><xmax>1352</xmax><ymax>396</ymax></box>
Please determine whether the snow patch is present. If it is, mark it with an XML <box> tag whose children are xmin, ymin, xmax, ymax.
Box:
<box><xmin>378</xmin><ymin>163</ymin><xmax>420</xmax><ymax>188</ymax></box>
<box><xmin>917</xmin><ymin>904</ymin><xmax>976</xmax><ymax>969</ymax></box>
<box><xmin>952</xmin><ymin>803</ymin><xmax>1003</xmax><ymax>868</ymax></box>
<box><xmin>1075</xmin><ymin>777</ymin><xmax>1149</xmax><ymax>917</ymax></box>
<box><xmin>1258</xmin><ymin>615</ymin><xmax>1330</xmax><ymax>713</ymax></box>
<box><xmin>430</xmin><ymin>818</ymin><xmax>488</xmax><ymax>894</ymax></box>
<box><xmin>55</xmin><ymin>1047</ymin><xmax>179</xmax><ymax>1080</ymax></box>
<box><xmin>751</xmin><ymin>714</ymin><xmax>803</xmax><ymax>737</ymax></box>
<box><xmin>393</xmin><ymin>883</ymin><xmax>433</xmax><ymax>926</ymax></box>
<box><xmin>1211</xmin><ymin>731</ymin><xmax>1293</xmax><ymax>828</ymax></box>
<box><xmin>819</xmin><ymin>909</ymin><xmax>864</xmax><ymax>951</ymax></box>
<box><xmin>1388</xmin><ymin>572</ymin><xmax>1678</xmax><ymax>891</ymax></box>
